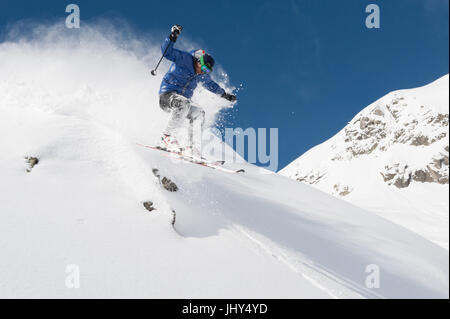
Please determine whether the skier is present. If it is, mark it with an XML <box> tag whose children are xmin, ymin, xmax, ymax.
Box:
<box><xmin>158</xmin><ymin>24</ymin><xmax>236</xmax><ymax>156</ymax></box>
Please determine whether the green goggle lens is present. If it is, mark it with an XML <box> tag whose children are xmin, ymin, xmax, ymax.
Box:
<box><xmin>199</xmin><ymin>55</ymin><xmax>212</xmax><ymax>73</ymax></box>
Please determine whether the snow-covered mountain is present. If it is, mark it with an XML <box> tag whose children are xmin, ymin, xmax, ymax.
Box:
<box><xmin>280</xmin><ymin>75</ymin><xmax>449</xmax><ymax>249</ymax></box>
<box><xmin>0</xmin><ymin>23</ymin><xmax>448</xmax><ymax>298</ymax></box>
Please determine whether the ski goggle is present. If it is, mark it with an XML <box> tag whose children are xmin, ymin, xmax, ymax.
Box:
<box><xmin>199</xmin><ymin>55</ymin><xmax>212</xmax><ymax>74</ymax></box>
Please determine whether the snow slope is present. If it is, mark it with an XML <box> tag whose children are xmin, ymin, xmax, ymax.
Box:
<box><xmin>0</xmin><ymin>22</ymin><xmax>448</xmax><ymax>298</ymax></box>
<box><xmin>280</xmin><ymin>75</ymin><xmax>449</xmax><ymax>249</ymax></box>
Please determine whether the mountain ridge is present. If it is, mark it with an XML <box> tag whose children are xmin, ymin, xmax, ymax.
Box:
<box><xmin>280</xmin><ymin>74</ymin><xmax>449</xmax><ymax>249</ymax></box>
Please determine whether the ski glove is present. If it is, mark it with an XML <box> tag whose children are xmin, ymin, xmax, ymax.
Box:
<box><xmin>221</xmin><ymin>93</ymin><xmax>237</xmax><ymax>102</ymax></box>
<box><xmin>169</xmin><ymin>24</ymin><xmax>183</xmax><ymax>42</ymax></box>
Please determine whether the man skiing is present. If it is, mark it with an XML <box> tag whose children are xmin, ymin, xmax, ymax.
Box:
<box><xmin>158</xmin><ymin>24</ymin><xmax>236</xmax><ymax>156</ymax></box>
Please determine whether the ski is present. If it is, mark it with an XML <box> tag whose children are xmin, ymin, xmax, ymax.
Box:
<box><xmin>137</xmin><ymin>143</ymin><xmax>225</xmax><ymax>165</ymax></box>
<box><xmin>137</xmin><ymin>143</ymin><xmax>245</xmax><ymax>174</ymax></box>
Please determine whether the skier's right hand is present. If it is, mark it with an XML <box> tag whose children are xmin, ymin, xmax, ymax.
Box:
<box><xmin>169</xmin><ymin>24</ymin><xmax>183</xmax><ymax>42</ymax></box>
<box><xmin>222</xmin><ymin>92</ymin><xmax>237</xmax><ymax>102</ymax></box>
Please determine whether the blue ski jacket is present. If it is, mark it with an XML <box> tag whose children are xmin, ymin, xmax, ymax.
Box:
<box><xmin>158</xmin><ymin>37</ymin><xmax>225</xmax><ymax>99</ymax></box>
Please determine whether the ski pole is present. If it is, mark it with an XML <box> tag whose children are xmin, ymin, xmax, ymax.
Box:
<box><xmin>150</xmin><ymin>41</ymin><xmax>172</xmax><ymax>76</ymax></box>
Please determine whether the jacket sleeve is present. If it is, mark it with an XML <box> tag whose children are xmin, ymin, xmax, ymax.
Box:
<box><xmin>161</xmin><ymin>37</ymin><xmax>190</xmax><ymax>63</ymax></box>
<box><xmin>201</xmin><ymin>75</ymin><xmax>226</xmax><ymax>96</ymax></box>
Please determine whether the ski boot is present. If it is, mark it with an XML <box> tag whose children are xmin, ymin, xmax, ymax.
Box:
<box><xmin>160</xmin><ymin>134</ymin><xmax>183</xmax><ymax>153</ymax></box>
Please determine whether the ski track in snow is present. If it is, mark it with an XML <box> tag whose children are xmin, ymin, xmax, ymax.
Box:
<box><xmin>230</xmin><ymin>225</ymin><xmax>366</xmax><ymax>299</ymax></box>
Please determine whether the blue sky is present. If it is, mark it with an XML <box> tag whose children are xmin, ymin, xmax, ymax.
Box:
<box><xmin>1</xmin><ymin>0</ymin><xmax>448</xmax><ymax>170</ymax></box>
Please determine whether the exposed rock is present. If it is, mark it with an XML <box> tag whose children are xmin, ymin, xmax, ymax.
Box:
<box><xmin>394</xmin><ymin>129</ymin><xmax>405</xmax><ymax>141</ymax></box>
<box><xmin>152</xmin><ymin>168</ymin><xmax>178</xmax><ymax>192</ymax></box>
<box><xmin>443</xmin><ymin>154</ymin><xmax>449</xmax><ymax>166</ymax></box>
<box><xmin>412</xmin><ymin>169</ymin><xmax>433</xmax><ymax>183</ymax></box>
<box><xmin>429</xmin><ymin>113</ymin><xmax>449</xmax><ymax>126</ymax></box>
<box><xmin>360</xmin><ymin>117</ymin><xmax>369</xmax><ymax>130</ymax></box>
<box><xmin>381</xmin><ymin>171</ymin><xmax>396</xmax><ymax>182</ymax></box>
<box><xmin>25</xmin><ymin>156</ymin><xmax>39</xmax><ymax>172</ymax></box>
<box><xmin>161</xmin><ymin>177</ymin><xmax>178</xmax><ymax>192</ymax></box>
<box><xmin>331</xmin><ymin>153</ymin><xmax>343</xmax><ymax>161</ymax></box>
<box><xmin>171</xmin><ymin>209</ymin><xmax>176</xmax><ymax>226</ymax></box>
<box><xmin>373</xmin><ymin>108</ymin><xmax>384</xmax><ymax>116</ymax></box>
<box><xmin>433</xmin><ymin>158</ymin><xmax>443</xmax><ymax>169</ymax></box>
<box><xmin>386</xmin><ymin>104</ymin><xmax>399</xmax><ymax>119</ymax></box>
<box><xmin>430</xmin><ymin>132</ymin><xmax>447</xmax><ymax>144</ymax></box>
<box><xmin>427</xmin><ymin>166</ymin><xmax>441</xmax><ymax>182</ymax></box>
<box><xmin>333</xmin><ymin>184</ymin><xmax>352</xmax><ymax>196</ymax></box>
<box><xmin>381</xmin><ymin>150</ymin><xmax>449</xmax><ymax>187</ymax></box>
<box><xmin>381</xmin><ymin>163</ymin><xmax>412</xmax><ymax>188</ymax></box>
<box><xmin>411</xmin><ymin>135</ymin><xmax>430</xmax><ymax>146</ymax></box>
<box><xmin>394</xmin><ymin>174</ymin><xmax>412</xmax><ymax>188</ymax></box>
<box><xmin>347</xmin><ymin>142</ymin><xmax>378</xmax><ymax>156</ymax></box>
<box><xmin>143</xmin><ymin>201</ymin><xmax>155</xmax><ymax>212</ymax></box>
<box><xmin>296</xmin><ymin>170</ymin><xmax>326</xmax><ymax>185</ymax></box>
<box><xmin>340</xmin><ymin>96</ymin><xmax>447</xmax><ymax>162</ymax></box>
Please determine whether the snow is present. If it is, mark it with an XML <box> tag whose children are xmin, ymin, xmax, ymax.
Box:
<box><xmin>0</xmin><ymin>22</ymin><xmax>448</xmax><ymax>298</ymax></box>
<box><xmin>280</xmin><ymin>74</ymin><xmax>449</xmax><ymax>249</ymax></box>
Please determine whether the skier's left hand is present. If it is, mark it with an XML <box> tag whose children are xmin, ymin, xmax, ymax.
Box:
<box><xmin>222</xmin><ymin>92</ymin><xmax>236</xmax><ymax>102</ymax></box>
<box><xmin>169</xmin><ymin>24</ymin><xmax>183</xmax><ymax>42</ymax></box>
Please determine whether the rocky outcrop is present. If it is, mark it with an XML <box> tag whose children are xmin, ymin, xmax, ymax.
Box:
<box><xmin>333</xmin><ymin>184</ymin><xmax>352</xmax><ymax>196</ymax></box>
<box><xmin>341</xmin><ymin>98</ymin><xmax>447</xmax><ymax>159</ymax></box>
<box><xmin>294</xmin><ymin>170</ymin><xmax>326</xmax><ymax>185</ymax></box>
<box><xmin>161</xmin><ymin>176</ymin><xmax>178</xmax><ymax>192</ymax></box>
<box><xmin>330</xmin><ymin>90</ymin><xmax>449</xmax><ymax>188</ymax></box>
<box><xmin>25</xmin><ymin>156</ymin><xmax>39</xmax><ymax>172</ymax></box>
<box><xmin>142</xmin><ymin>202</ymin><xmax>177</xmax><ymax>226</ymax></box>
<box><xmin>143</xmin><ymin>201</ymin><xmax>155</xmax><ymax>212</ymax></box>
<box><xmin>381</xmin><ymin>146</ymin><xmax>449</xmax><ymax>188</ymax></box>
<box><xmin>282</xmin><ymin>76</ymin><xmax>449</xmax><ymax>192</ymax></box>
<box><xmin>152</xmin><ymin>168</ymin><xmax>178</xmax><ymax>192</ymax></box>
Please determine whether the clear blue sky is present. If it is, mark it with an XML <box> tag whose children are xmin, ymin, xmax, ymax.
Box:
<box><xmin>1</xmin><ymin>0</ymin><xmax>448</xmax><ymax>170</ymax></box>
